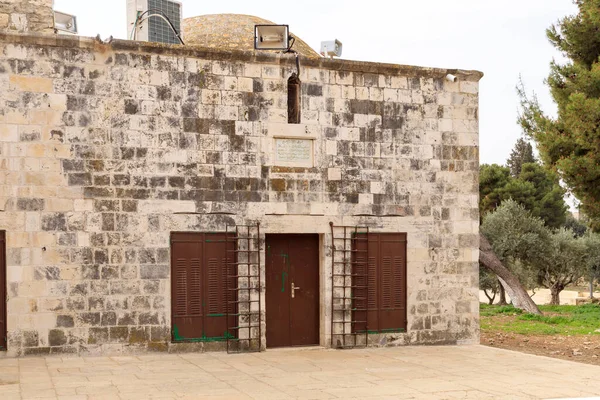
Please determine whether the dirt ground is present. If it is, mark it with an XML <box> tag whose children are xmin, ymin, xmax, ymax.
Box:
<box><xmin>481</xmin><ymin>330</ymin><xmax>600</xmax><ymax>366</ymax></box>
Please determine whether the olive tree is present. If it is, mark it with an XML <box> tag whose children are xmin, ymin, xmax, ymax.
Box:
<box><xmin>481</xmin><ymin>200</ymin><xmax>545</xmax><ymax>314</ymax></box>
<box><xmin>583</xmin><ymin>232</ymin><xmax>600</xmax><ymax>298</ymax></box>
<box><xmin>538</xmin><ymin>229</ymin><xmax>587</xmax><ymax>305</ymax></box>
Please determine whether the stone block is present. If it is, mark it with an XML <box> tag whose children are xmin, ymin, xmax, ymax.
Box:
<box><xmin>0</xmin><ymin>13</ymin><xmax>9</xmax><ymax>28</ymax></box>
<box><xmin>9</xmin><ymin>75</ymin><xmax>53</xmax><ymax>93</ymax></box>
<box><xmin>327</xmin><ymin>168</ymin><xmax>341</xmax><ymax>181</ymax></box>
<box><xmin>48</xmin><ymin>329</ymin><xmax>67</xmax><ymax>346</ymax></box>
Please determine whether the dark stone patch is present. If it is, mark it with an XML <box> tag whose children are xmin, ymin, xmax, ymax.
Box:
<box><xmin>101</xmin><ymin>213</ymin><xmax>115</xmax><ymax>231</ymax></box>
<box><xmin>19</xmin><ymin>129</ymin><xmax>40</xmax><ymax>142</ymax></box>
<box><xmin>115</xmin><ymin>188</ymin><xmax>150</xmax><ymax>199</ymax></box>
<box><xmin>442</xmin><ymin>208</ymin><xmax>450</xmax><ymax>220</ymax></box>
<box><xmin>66</xmin><ymin>95</ymin><xmax>87</xmax><ymax>111</ymax></box>
<box><xmin>23</xmin><ymin>331</ymin><xmax>39</xmax><ymax>347</ymax></box>
<box><xmin>124</xmin><ymin>99</ymin><xmax>138</xmax><ymax>115</ymax></box>
<box><xmin>122</xmin><ymin>200</ymin><xmax>138</xmax><ymax>212</ymax></box>
<box><xmin>62</xmin><ymin>160</ymin><xmax>84</xmax><ymax>172</ymax></box>
<box><xmin>101</xmin><ymin>266</ymin><xmax>119</xmax><ymax>279</ymax></box>
<box><xmin>110</xmin><ymin>281</ymin><xmax>140</xmax><ymax>295</ymax></box>
<box><xmin>69</xmin><ymin>283</ymin><xmax>88</xmax><ymax>296</ymax></box>
<box><xmin>409</xmin><ymin>77</ymin><xmax>421</xmax><ymax>90</ymax></box>
<box><xmin>120</xmin><ymin>147</ymin><xmax>135</xmax><ymax>160</ymax></box>
<box><xmin>117</xmin><ymin>312</ymin><xmax>136</xmax><ymax>326</ymax></box>
<box><xmin>150</xmin><ymin>326</ymin><xmax>170</xmax><ymax>342</ymax></box>
<box><xmin>156</xmin><ymin>190</ymin><xmax>179</xmax><ymax>200</ymax></box>
<box><xmin>101</xmin><ymin>312</ymin><xmax>117</xmax><ymax>326</ymax></box>
<box><xmin>76</xmin><ymin>312</ymin><xmax>100</xmax><ymax>326</ymax></box>
<box><xmin>88</xmin><ymin>328</ymin><xmax>109</xmax><ymax>344</ymax></box>
<box><xmin>129</xmin><ymin>327</ymin><xmax>150</xmax><ymax>343</ymax></box>
<box><xmin>109</xmin><ymin>327</ymin><xmax>129</xmax><ymax>342</ymax></box>
<box><xmin>113</xmin><ymin>174</ymin><xmax>131</xmax><ymax>186</ymax></box>
<box><xmin>143</xmin><ymin>280</ymin><xmax>160</xmax><ymax>294</ymax></box>
<box><xmin>68</xmin><ymin>173</ymin><xmax>92</xmax><ymax>186</ymax></box>
<box><xmin>94</xmin><ymin>249</ymin><xmax>109</xmax><ymax>265</ymax></box>
<box><xmin>92</xmin><ymin>176</ymin><xmax>111</xmax><ymax>186</ymax></box>
<box><xmin>115</xmin><ymin>53</ymin><xmax>129</xmax><ymax>65</ymax></box>
<box><xmin>305</xmin><ymin>84</ymin><xmax>323</xmax><ymax>96</ymax></box>
<box><xmin>17</xmin><ymin>198</ymin><xmax>44</xmax><ymax>211</ymax></box>
<box><xmin>82</xmin><ymin>265</ymin><xmax>100</xmax><ymax>280</ymax></box>
<box><xmin>66</xmin><ymin>298</ymin><xmax>86</xmax><ymax>311</ymax></box>
<box><xmin>48</xmin><ymin>329</ymin><xmax>68</xmax><ymax>346</ymax></box>
<box><xmin>94</xmin><ymin>200</ymin><xmax>119</xmax><ymax>212</ymax></box>
<box><xmin>89</xmin><ymin>297</ymin><xmax>105</xmax><ymax>311</ymax></box>
<box><xmin>132</xmin><ymin>296</ymin><xmax>151</xmax><ymax>309</ymax></box>
<box><xmin>149</xmin><ymin>177</ymin><xmax>166</xmax><ymax>188</ymax></box>
<box><xmin>88</xmin><ymin>69</ymin><xmax>102</xmax><ymax>79</ymax></box>
<box><xmin>58</xmin><ymin>232</ymin><xmax>77</xmax><ymax>246</ymax></box>
<box><xmin>168</xmin><ymin>176</ymin><xmax>184</xmax><ymax>188</ymax></box>
<box><xmin>157</xmin><ymin>248</ymin><xmax>169</xmax><ymax>263</ymax></box>
<box><xmin>34</xmin><ymin>266</ymin><xmax>60</xmax><ymax>281</ymax></box>
<box><xmin>41</xmin><ymin>213</ymin><xmax>67</xmax><ymax>231</ymax></box>
<box><xmin>270</xmin><ymin>179</ymin><xmax>286</xmax><ymax>192</ymax></box>
<box><xmin>139</xmin><ymin>249</ymin><xmax>156</xmax><ymax>264</ymax></box>
<box><xmin>139</xmin><ymin>312</ymin><xmax>159</xmax><ymax>325</ymax></box>
<box><xmin>57</xmin><ymin>315</ymin><xmax>74</xmax><ymax>328</ymax></box>
<box><xmin>24</xmin><ymin>347</ymin><xmax>51</xmax><ymax>356</ymax></box>
<box><xmin>140</xmin><ymin>265</ymin><xmax>168</xmax><ymax>279</ymax></box>
<box><xmin>252</xmin><ymin>79</ymin><xmax>263</xmax><ymax>92</ymax></box>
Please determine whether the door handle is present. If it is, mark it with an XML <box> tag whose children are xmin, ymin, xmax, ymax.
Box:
<box><xmin>291</xmin><ymin>282</ymin><xmax>300</xmax><ymax>298</ymax></box>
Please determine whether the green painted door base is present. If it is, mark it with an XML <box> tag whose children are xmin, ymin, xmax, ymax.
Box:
<box><xmin>172</xmin><ymin>325</ymin><xmax>235</xmax><ymax>342</ymax></box>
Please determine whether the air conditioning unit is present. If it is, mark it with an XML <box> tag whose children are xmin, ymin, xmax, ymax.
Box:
<box><xmin>127</xmin><ymin>0</ymin><xmax>183</xmax><ymax>44</ymax></box>
<box><xmin>54</xmin><ymin>11</ymin><xmax>78</xmax><ymax>35</ymax></box>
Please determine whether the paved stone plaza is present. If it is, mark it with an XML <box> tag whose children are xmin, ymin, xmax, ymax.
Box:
<box><xmin>1</xmin><ymin>345</ymin><xmax>599</xmax><ymax>399</ymax></box>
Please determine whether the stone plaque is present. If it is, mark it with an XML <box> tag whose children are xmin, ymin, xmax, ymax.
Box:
<box><xmin>274</xmin><ymin>138</ymin><xmax>313</xmax><ymax>167</ymax></box>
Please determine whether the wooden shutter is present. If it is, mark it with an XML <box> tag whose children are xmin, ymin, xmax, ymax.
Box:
<box><xmin>203</xmin><ymin>237</ymin><xmax>231</xmax><ymax>338</ymax></box>
<box><xmin>171</xmin><ymin>234</ymin><xmax>204</xmax><ymax>340</ymax></box>
<box><xmin>353</xmin><ymin>233</ymin><xmax>407</xmax><ymax>333</ymax></box>
<box><xmin>0</xmin><ymin>231</ymin><xmax>5</xmax><ymax>350</ymax></box>
<box><xmin>378</xmin><ymin>234</ymin><xmax>407</xmax><ymax>331</ymax></box>
<box><xmin>171</xmin><ymin>232</ymin><xmax>233</xmax><ymax>341</ymax></box>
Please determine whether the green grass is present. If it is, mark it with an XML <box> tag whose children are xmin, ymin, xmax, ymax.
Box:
<box><xmin>480</xmin><ymin>303</ymin><xmax>600</xmax><ymax>336</ymax></box>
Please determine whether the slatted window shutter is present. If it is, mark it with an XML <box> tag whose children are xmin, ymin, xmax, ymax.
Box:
<box><xmin>393</xmin><ymin>254</ymin><xmax>404</xmax><ymax>309</ymax></box>
<box><xmin>0</xmin><ymin>231</ymin><xmax>5</xmax><ymax>350</ymax></box>
<box><xmin>207</xmin><ymin>258</ymin><xmax>220</xmax><ymax>314</ymax></box>
<box><xmin>189</xmin><ymin>257</ymin><xmax>202</xmax><ymax>316</ymax></box>
<box><xmin>174</xmin><ymin>256</ymin><xmax>188</xmax><ymax>316</ymax></box>
<box><xmin>171</xmin><ymin>233</ymin><xmax>233</xmax><ymax>341</ymax></box>
<box><xmin>354</xmin><ymin>233</ymin><xmax>407</xmax><ymax>333</ymax></box>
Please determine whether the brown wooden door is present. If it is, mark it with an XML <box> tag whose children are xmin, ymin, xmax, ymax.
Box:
<box><xmin>0</xmin><ymin>231</ymin><xmax>5</xmax><ymax>350</ymax></box>
<box><xmin>170</xmin><ymin>232</ymin><xmax>235</xmax><ymax>342</ymax></box>
<box><xmin>266</xmin><ymin>234</ymin><xmax>319</xmax><ymax>348</ymax></box>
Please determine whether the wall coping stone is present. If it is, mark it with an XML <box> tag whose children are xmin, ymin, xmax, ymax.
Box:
<box><xmin>0</xmin><ymin>31</ymin><xmax>484</xmax><ymax>81</ymax></box>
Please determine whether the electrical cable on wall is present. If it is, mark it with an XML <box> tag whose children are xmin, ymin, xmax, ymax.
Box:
<box><xmin>284</xmin><ymin>36</ymin><xmax>300</xmax><ymax>76</ymax></box>
<box><xmin>130</xmin><ymin>8</ymin><xmax>184</xmax><ymax>44</ymax></box>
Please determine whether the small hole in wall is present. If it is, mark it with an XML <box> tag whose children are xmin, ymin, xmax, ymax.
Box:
<box><xmin>42</xmin><ymin>247</ymin><xmax>46</xmax><ymax>251</ymax></box>
<box><xmin>288</xmin><ymin>73</ymin><xmax>301</xmax><ymax>124</ymax></box>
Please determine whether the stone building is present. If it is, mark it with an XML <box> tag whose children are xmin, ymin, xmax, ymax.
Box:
<box><xmin>0</xmin><ymin>0</ymin><xmax>482</xmax><ymax>356</ymax></box>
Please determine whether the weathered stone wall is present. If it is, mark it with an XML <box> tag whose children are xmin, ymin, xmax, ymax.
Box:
<box><xmin>0</xmin><ymin>0</ymin><xmax>54</xmax><ymax>35</ymax></box>
<box><xmin>0</xmin><ymin>32</ymin><xmax>481</xmax><ymax>356</ymax></box>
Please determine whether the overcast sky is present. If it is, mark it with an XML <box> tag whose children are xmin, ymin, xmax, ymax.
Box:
<box><xmin>54</xmin><ymin>0</ymin><xmax>578</xmax><ymax>166</ymax></box>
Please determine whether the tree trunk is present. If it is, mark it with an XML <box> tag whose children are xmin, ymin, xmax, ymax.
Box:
<box><xmin>590</xmin><ymin>274</ymin><xmax>595</xmax><ymax>299</ymax></box>
<box><xmin>483</xmin><ymin>289</ymin><xmax>496</xmax><ymax>305</ymax></box>
<box><xmin>479</xmin><ymin>233</ymin><xmax>542</xmax><ymax>315</ymax></box>
<box><xmin>497</xmin><ymin>282</ymin><xmax>507</xmax><ymax>305</ymax></box>
<box><xmin>550</xmin><ymin>285</ymin><xmax>561</xmax><ymax>305</ymax></box>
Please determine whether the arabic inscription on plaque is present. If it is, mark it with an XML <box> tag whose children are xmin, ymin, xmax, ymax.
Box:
<box><xmin>274</xmin><ymin>138</ymin><xmax>313</xmax><ymax>167</ymax></box>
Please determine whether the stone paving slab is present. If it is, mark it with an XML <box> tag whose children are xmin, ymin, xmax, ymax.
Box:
<box><xmin>1</xmin><ymin>345</ymin><xmax>599</xmax><ymax>399</ymax></box>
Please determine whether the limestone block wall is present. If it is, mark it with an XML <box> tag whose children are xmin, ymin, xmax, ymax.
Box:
<box><xmin>0</xmin><ymin>0</ymin><xmax>54</xmax><ymax>34</ymax></box>
<box><xmin>0</xmin><ymin>32</ymin><xmax>482</xmax><ymax>356</ymax></box>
